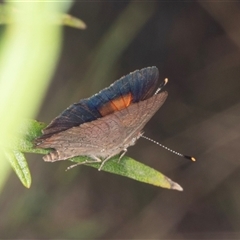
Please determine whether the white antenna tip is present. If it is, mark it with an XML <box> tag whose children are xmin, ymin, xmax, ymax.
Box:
<box><xmin>164</xmin><ymin>78</ymin><xmax>168</xmax><ymax>85</ymax></box>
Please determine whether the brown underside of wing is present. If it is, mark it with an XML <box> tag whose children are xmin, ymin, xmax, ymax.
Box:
<box><xmin>36</xmin><ymin>91</ymin><xmax>168</xmax><ymax>161</ymax></box>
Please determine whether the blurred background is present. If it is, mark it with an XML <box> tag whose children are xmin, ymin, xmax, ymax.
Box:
<box><xmin>1</xmin><ymin>1</ymin><xmax>240</xmax><ymax>239</ymax></box>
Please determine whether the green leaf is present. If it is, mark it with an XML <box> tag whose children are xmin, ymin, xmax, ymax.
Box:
<box><xmin>17</xmin><ymin>119</ymin><xmax>183</xmax><ymax>191</ymax></box>
<box><xmin>4</xmin><ymin>150</ymin><xmax>31</xmax><ymax>188</ymax></box>
<box><xmin>69</xmin><ymin>156</ymin><xmax>183</xmax><ymax>191</ymax></box>
<box><xmin>0</xmin><ymin>3</ymin><xmax>86</xmax><ymax>29</ymax></box>
<box><xmin>61</xmin><ymin>14</ymin><xmax>87</xmax><ymax>29</ymax></box>
<box><xmin>0</xmin><ymin>1</ymin><xmax>72</xmax><ymax>190</ymax></box>
<box><xmin>16</xmin><ymin>120</ymin><xmax>48</xmax><ymax>155</ymax></box>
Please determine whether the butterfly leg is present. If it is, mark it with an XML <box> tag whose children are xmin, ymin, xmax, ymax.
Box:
<box><xmin>98</xmin><ymin>154</ymin><xmax>118</xmax><ymax>171</ymax></box>
<box><xmin>118</xmin><ymin>149</ymin><xmax>127</xmax><ymax>163</ymax></box>
<box><xmin>98</xmin><ymin>158</ymin><xmax>109</xmax><ymax>171</ymax></box>
<box><xmin>66</xmin><ymin>156</ymin><xmax>102</xmax><ymax>171</ymax></box>
<box><xmin>98</xmin><ymin>149</ymin><xmax>128</xmax><ymax>171</ymax></box>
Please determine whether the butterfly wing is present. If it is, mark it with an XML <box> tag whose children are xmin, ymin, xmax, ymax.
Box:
<box><xmin>36</xmin><ymin>67</ymin><xmax>159</xmax><ymax>142</ymax></box>
<box><xmin>37</xmin><ymin>91</ymin><xmax>168</xmax><ymax>162</ymax></box>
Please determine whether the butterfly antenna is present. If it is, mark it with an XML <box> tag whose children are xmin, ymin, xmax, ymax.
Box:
<box><xmin>155</xmin><ymin>78</ymin><xmax>168</xmax><ymax>94</ymax></box>
<box><xmin>141</xmin><ymin>135</ymin><xmax>196</xmax><ymax>162</ymax></box>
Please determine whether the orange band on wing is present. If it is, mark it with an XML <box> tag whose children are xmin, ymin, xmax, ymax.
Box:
<box><xmin>99</xmin><ymin>93</ymin><xmax>133</xmax><ymax>116</ymax></box>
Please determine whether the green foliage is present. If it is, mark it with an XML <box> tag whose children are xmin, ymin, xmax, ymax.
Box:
<box><xmin>12</xmin><ymin>120</ymin><xmax>183</xmax><ymax>191</ymax></box>
<box><xmin>0</xmin><ymin>2</ymin><xmax>182</xmax><ymax>191</ymax></box>
<box><xmin>4</xmin><ymin>150</ymin><xmax>31</xmax><ymax>188</ymax></box>
<box><xmin>0</xmin><ymin>3</ymin><xmax>86</xmax><ymax>29</ymax></box>
<box><xmin>0</xmin><ymin>1</ymin><xmax>78</xmax><ymax>191</ymax></box>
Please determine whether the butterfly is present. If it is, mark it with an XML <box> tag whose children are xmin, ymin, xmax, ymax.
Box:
<box><xmin>35</xmin><ymin>67</ymin><xmax>169</xmax><ymax>170</ymax></box>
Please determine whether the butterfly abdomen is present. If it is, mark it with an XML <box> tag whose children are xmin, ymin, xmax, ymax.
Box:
<box><xmin>43</xmin><ymin>151</ymin><xmax>60</xmax><ymax>162</ymax></box>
